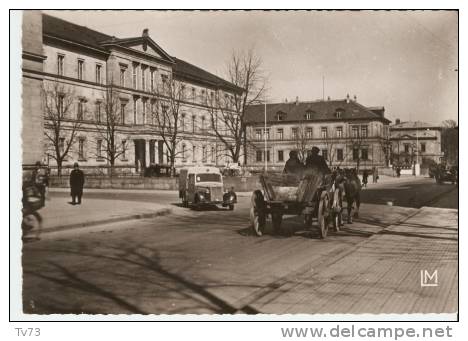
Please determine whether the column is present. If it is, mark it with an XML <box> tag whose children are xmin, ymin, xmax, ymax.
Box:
<box><xmin>145</xmin><ymin>139</ymin><xmax>150</xmax><ymax>167</ymax></box>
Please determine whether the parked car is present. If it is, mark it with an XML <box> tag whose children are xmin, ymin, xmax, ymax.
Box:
<box><xmin>434</xmin><ymin>164</ymin><xmax>457</xmax><ymax>184</ymax></box>
<box><xmin>179</xmin><ymin>166</ymin><xmax>237</xmax><ymax>210</ymax></box>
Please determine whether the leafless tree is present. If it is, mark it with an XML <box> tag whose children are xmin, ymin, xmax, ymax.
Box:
<box><xmin>323</xmin><ymin>136</ymin><xmax>338</xmax><ymax>168</ymax></box>
<box><xmin>348</xmin><ymin>127</ymin><xmax>367</xmax><ymax>171</ymax></box>
<box><xmin>42</xmin><ymin>81</ymin><xmax>80</xmax><ymax>177</ymax></box>
<box><xmin>441</xmin><ymin>119</ymin><xmax>458</xmax><ymax>165</ymax></box>
<box><xmin>93</xmin><ymin>85</ymin><xmax>128</xmax><ymax>176</ymax></box>
<box><xmin>207</xmin><ymin>48</ymin><xmax>267</xmax><ymax>164</ymax></box>
<box><xmin>293</xmin><ymin>123</ymin><xmax>312</xmax><ymax>163</ymax></box>
<box><xmin>150</xmin><ymin>77</ymin><xmax>185</xmax><ymax>176</ymax></box>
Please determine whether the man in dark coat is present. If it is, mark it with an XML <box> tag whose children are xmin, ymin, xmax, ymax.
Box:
<box><xmin>283</xmin><ymin>150</ymin><xmax>304</xmax><ymax>176</ymax></box>
<box><xmin>69</xmin><ymin>162</ymin><xmax>85</xmax><ymax>205</ymax></box>
<box><xmin>305</xmin><ymin>146</ymin><xmax>330</xmax><ymax>174</ymax></box>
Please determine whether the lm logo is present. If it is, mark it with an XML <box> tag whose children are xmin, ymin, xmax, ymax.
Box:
<box><xmin>421</xmin><ymin>270</ymin><xmax>438</xmax><ymax>287</ymax></box>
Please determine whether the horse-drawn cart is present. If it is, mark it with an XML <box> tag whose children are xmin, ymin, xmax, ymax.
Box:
<box><xmin>250</xmin><ymin>172</ymin><xmax>342</xmax><ymax>238</ymax></box>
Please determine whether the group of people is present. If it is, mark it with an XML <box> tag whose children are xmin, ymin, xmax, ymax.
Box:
<box><xmin>283</xmin><ymin>146</ymin><xmax>330</xmax><ymax>176</ymax></box>
<box><xmin>23</xmin><ymin>161</ymin><xmax>85</xmax><ymax>206</ymax></box>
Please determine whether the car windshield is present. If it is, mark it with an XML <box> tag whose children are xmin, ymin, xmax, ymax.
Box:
<box><xmin>196</xmin><ymin>173</ymin><xmax>221</xmax><ymax>183</ymax></box>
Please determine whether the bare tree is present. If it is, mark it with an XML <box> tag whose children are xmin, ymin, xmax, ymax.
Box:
<box><xmin>293</xmin><ymin>123</ymin><xmax>312</xmax><ymax>163</ymax></box>
<box><xmin>207</xmin><ymin>48</ymin><xmax>266</xmax><ymax>165</ymax></box>
<box><xmin>323</xmin><ymin>135</ymin><xmax>337</xmax><ymax>168</ymax></box>
<box><xmin>93</xmin><ymin>85</ymin><xmax>128</xmax><ymax>177</ymax></box>
<box><xmin>150</xmin><ymin>77</ymin><xmax>185</xmax><ymax>176</ymax></box>
<box><xmin>348</xmin><ymin>126</ymin><xmax>366</xmax><ymax>171</ymax></box>
<box><xmin>42</xmin><ymin>81</ymin><xmax>80</xmax><ymax>177</ymax></box>
<box><xmin>441</xmin><ymin>119</ymin><xmax>458</xmax><ymax>165</ymax></box>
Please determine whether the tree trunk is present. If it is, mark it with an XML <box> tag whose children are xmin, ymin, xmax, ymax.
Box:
<box><xmin>57</xmin><ymin>159</ymin><xmax>62</xmax><ymax>178</ymax></box>
<box><xmin>242</xmin><ymin>126</ymin><xmax>247</xmax><ymax>165</ymax></box>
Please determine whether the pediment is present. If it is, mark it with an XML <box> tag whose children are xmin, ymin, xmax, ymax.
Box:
<box><xmin>101</xmin><ymin>36</ymin><xmax>174</xmax><ymax>63</ymax></box>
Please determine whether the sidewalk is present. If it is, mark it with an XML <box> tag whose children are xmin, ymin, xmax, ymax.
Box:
<box><xmin>39</xmin><ymin>196</ymin><xmax>172</xmax><ymax>232</ymax></box>
<box><xmin>252</xmin><ymin>205</ymin><xmax>458</xmax><ymax>315</ymax></box>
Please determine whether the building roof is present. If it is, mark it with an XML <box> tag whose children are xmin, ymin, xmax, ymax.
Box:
<box><xmin>245</xmin><ymin>99</ymin><xmax>391</xmax><ymax>124</ymax></box>
<box><xmin>172</xmin><ymin>57</ymin><xmax>243</xmax><ymax>93</ymax></box>
<box><xmin>42</xmin><ymin>13</ymin><xmax>242</xmax><ymax>93</ymax></box>
<box><xmin>391</xmin><ymin>121</ymin><xmax>441</xmax><ymax>130</ymax></box>
<box><xmin>42</xmin><ymin>13</ymin><xmax>112</xmax><ymax>51</ymax></box>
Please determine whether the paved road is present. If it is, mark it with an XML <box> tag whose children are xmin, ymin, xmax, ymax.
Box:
<box><xmin>21</xmin><ymin>178</ymin><xmax>458</xmax><ymax>315</ymax></box>
<box><xmin>50</xmin><ymin>177</ymin><xmax>458</xmax><ymax>209</ymax></box>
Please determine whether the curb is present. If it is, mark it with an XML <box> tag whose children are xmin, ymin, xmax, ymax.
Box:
<box><xmin>41</xmin><ymin>207</ymin><xmax>172</xmax><ymax>234</ymax></box>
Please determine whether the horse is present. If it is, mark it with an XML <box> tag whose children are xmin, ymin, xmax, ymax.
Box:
<box><xmin>342</xmin><ymin>168</ymin><xmax>362</xmax><ymax>223</ymax></box>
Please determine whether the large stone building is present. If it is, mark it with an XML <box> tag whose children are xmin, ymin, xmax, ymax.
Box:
<box><xmin>389</xmin><ymin>120</ymin><xmax>443</xmax><ymax>169</ymax></box>
<box><xmin>22</xmin><ymin>12</ymin><xmax>243</xmax><ymax>174</ymax></box>
<box><xmin>245</xmin><ymin>96</ymin><xmax>391</xmax><ymax>171</ymax></box>
<box><xmin>22</xmin><ymin>11</ymin><xmax>46</xmax><ymax>165</ymax></box>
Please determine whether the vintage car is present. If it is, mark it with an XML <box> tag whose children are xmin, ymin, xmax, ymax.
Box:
<box><xmin>179</xmin><ymin>166</ymin><xmax>237</xmax><ymax>210</ymax></box>
<box><xmin>435</xmin><ymin>165</ymin><xmax>458</xmax><ymax>184</ymax></box>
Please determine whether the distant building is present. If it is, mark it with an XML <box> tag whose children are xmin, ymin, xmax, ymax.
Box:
<box><xmin>22</xmin><ymin>12</ymin><xmax>242</xmax><ymax>174</ymax></box>
<box><xmin>245</xmin><ymin>95</ymin><xmax>391</xmax><ymax>171</ymax></box>
<box><xmin>389</xmin><ymin>119</ymin><xmax>443</xmax><ymax>168</ymax></box>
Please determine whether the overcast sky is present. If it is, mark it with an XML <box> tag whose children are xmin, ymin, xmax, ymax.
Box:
<box><xmin>45</xmin><ymin>10</ymin><xmax>458</xmax><ymax>125</ymax></box>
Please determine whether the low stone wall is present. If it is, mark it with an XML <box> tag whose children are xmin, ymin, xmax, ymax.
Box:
<box><xmin>49</xmin><ymin>175</ymin><xmax>261</xmax><ymax>192</ymax></box>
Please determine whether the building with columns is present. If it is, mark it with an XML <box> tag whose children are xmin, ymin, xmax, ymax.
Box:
<box><xmin>24</xmin><ymin>13</ymin><xmax>242</xmax><ymax>174</ymax></box>
<box><xmin>245</xmin><ymin>96</ymin><xmax>391</xmax><ymax>172</ymax></box>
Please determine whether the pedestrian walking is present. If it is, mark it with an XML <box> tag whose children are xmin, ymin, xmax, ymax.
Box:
<box><xmin>69</xmin><ymin>162</ymin><xmax>85</xmax><ymax>205</ymax></box>
<box><xmin>396</xmin><ymin>166</ymin><xmax>401</xmax><ymax>178</ymax></box>
<box><xmin>362</xmin><ymin>169</ymin><xmax>369</xmax><ymax>188</ymax></box>
<box><xmin>372</xmin><ymin>166</ymin><xmax>379</xmax><ymax>183</ymax></box>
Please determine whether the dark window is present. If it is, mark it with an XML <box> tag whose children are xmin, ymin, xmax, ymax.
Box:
<box><xmin>95</xmin><ymin>102</ymin><xmax>101</xmax><ymax>122</ymax></box>
<box><xmin>322</xmin><ymin>149</ymin><xmax>328</xmax><ymax>161</ymax></box>
<box><xmin>404</xmin><ymin>144</ymin><xmax>410</xmax><ymax>153</ymax></box>
<box><xmin>337</xmin><ymin>149</ymin><xmax>343</xmax><ymax>161</ymax></box>
<box><xmin>278</xmin><ymin>150</ymin><xmax>284</xmax><ymax>162</ymax></box>
<box><xmin>256</xmin><ymin>150</ymin><xmax>262</xmax><ymax>162</ymax></box>
<box><xmin>78</xmin><ymin>138</ymin><xmax>85</xmax><ymax>159</ymax></box>
<box><xmin>95</xmin><ymin>64</ymin><xmax>102</xmax><ymax>83</ymax></box>
<box><xmin>196</xmin><ymin>173</ymin><xmax>222</xmax><ymax>183</ymax></box>
<box><xmin>77</xmin><ymin>60</ymin><xmax>84</xmax><ymax>80</ymax></box>
<box><xmin>336</xmin><ymin>127</ymin><xmax>343</xmax><ymax>138</ymax></box>
<box><xmin>361</xmin><ymin>148</ymin><xmax>368</xmax><ymax>160</ymax></box>
<box><xmin>277</xmin><ymin>129</ymin><xmax>284</xmax><ymax>140</ymax></box>
<box><xmin>96</xmin><ymin>139</ymin><xmax>102</xmax><ymax>158</ymax></box>
<box><xmin>59</xmin><ymin>137</ymin><xmax>65</xmax><ymax>153</ymax></box>
<box><xmin>266</xmin><ymin>150</ymin><xmax>270</xmax><ymax>162</ymax></box>
<box><xmin>120</xmin><ymin>103</ymin><xmax>126</xmax><ymax>124</ymax></box>
<box><xmin>57</xmin><ymin>55</ymin><xmax>64</xmax><ymax>76</ymax></box>
<box><xmin>353</xmin><ymin>148</ymin><xmax>359</xmax><ymax>161</ymax></box>
<box><xmin>361</xmin><ymin>126</ymin><xmax>368</xmax><ymax>138</ymax></box>
<box><xmin>122</xmin><ymin>140</ymin><xmax>127</xmax><ymax>159</ymax></box>
<box><xmin>77</xmin><ymin>101</ymin><xmax>84</xmax><ymax>120</ymax></box>
<box><xmin>321</xmin><ymin>127</ymin><xmax>328</xmax><ymax>138</ymax></box>
<box><xmin>421</xmin><ymin>143</ymin><xmax>426</xmax><ymax>153</ymax></box>
<box><xmin>120</xmin><ymin>68</ymin><xmax>126</xmax><ymax>86</ymax></box>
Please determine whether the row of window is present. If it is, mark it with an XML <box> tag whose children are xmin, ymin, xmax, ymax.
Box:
<box><xmin>180</xmin><ymin>144</ymin><xmax>218</xmax><ymax>163</ymax></box>
<box><xmin>255</xmin><ymin>125</ymin><xmax>369</xmax><ymax>141</ymax></box>
<box><xmin>402</xmin><ymin>143</ymin><xmax>426</xmax><ymax>153</ymax></box>
<box><xmin>56</xmin><ymin>54</ymin><xmax>236</xmax><ymax>109</ymax></box>
<box><xmin>276</xmin><ymin>109</ymin><xmax>344</xmax><ymax>122</ymax></box>
<box><xmin>256</xmin><ymin>148</ymin><xmax>369</xmax><ymax>163</ymax></box>
<box><xmin>57</xmin><ymin>137</ymin><xmax>128</xmax><ymax>160</ymax></box>
<box><xmin>57</xmin><ymin>96</ymin><xmax>227</xmax><ymax>134</ymax></box>
<box><xmin>57</xmin><ymin>54</ymin><xmax>103</xmax><ymax>84</ymax></box>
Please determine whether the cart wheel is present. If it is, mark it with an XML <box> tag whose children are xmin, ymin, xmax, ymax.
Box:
<box><xmin>272</xmin><ymin>212</ymin><xmax>283</xmax><ymax>234</ymax></box>
<box><xmin>250</xmin><ymin>190</ymin><xmax>266</xmax><ymax>236</ymax></box>
<box><xmin>317</xmin><ymin>193</ymin><xmax>329</xmax><ymax>239</ymax></box>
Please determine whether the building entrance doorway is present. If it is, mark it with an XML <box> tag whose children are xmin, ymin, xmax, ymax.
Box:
<box><xmin>134</xmin><ymin>139</ymin><xmax>146</xmax><ymax>172</ymax></box>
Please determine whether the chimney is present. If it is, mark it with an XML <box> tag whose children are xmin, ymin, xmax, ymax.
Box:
<box><xmin>395</xmin><ymin>118</ymin><xmax>401</xmax><ymax>125</ymax></box>
<box><xmin>142</xmin><ymin>28</ymin><xmax>149</xmax><ymax>37</ymax></box>
<box><xmin>295</xmin><ymin>96</ymin><xmax>299</xmax><ymax>105</ymax></box>
<box><xmin>285</xmin><ymin>98</ymin><xmax>288</xmax><ymax>103</ymax></box>
<box><xmin>353</xmin><ymin>95</ymin><xmax>357</xmax><ymax>102</ymax></box>
<box><xmin>346</xmin><ymin>93</ymin><xmax>350</xmax><ymax>104</ymax></box>
<box><xmin>327</xmin><ymin>96</ymin><xmax>331</xmax><ymax>101</ymax></box>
